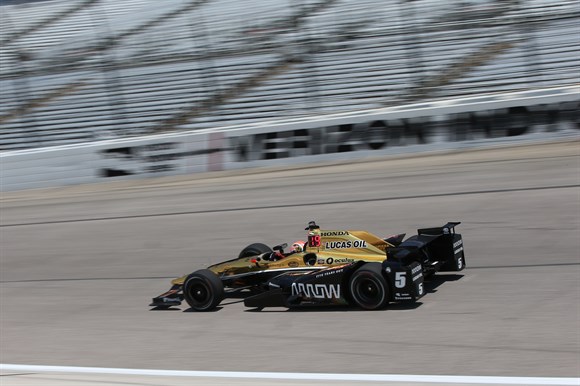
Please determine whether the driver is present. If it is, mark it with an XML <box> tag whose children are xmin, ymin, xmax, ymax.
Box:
<box><xmin>267</xmin><ymin>240</ymin><xmax>306</xmax><ymax>261</ymax></box>
<box><xmin>291</xmin><ymin>240</ymin><xmax>305</xmax><ymax>254</ymax></box>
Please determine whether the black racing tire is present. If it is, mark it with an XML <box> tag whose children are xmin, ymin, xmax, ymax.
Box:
<box><xmin>183</xmin><ymin>269</ymin><xmax>224</xmax><ymax>311</ymax></box>
<box><xmin>348</xmin><ymin>264</ymin><xmax>390</xmax><ymax>310</ymax></box>
<box><xmin>238</xmin><ymin>243</ymin><xmax>272</xmax><ymax>259</ymax></box>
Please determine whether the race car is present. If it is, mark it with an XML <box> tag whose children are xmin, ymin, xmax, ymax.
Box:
<box><xmin>150</xmin><ymin>221</ymin><xmax>465</xmax><ymax>311</ymax></box>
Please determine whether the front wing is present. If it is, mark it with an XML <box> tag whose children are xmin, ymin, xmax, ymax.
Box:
<box><xmin>150</xmin><ymin>285</ymin><xmax>183</xmax><ymax>308</ymax></box>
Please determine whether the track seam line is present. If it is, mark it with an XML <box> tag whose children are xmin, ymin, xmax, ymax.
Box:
<box><xmin>2</xmin><ymin>184</ymin><xmax>579</xmax><ymax>228</ymax></box>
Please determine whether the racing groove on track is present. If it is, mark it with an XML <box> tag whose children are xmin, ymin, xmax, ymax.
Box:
<box><xmin>1</xmin><ymin>184</ymin><xmax>579</xmax><ymax>227</ymax></box>
<box><xmin>1</xmin><ymin>141</ymin><xmax>579</xmax><ymax>383</ymax></box>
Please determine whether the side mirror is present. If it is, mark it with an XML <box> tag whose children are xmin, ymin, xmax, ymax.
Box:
<box><xmin>273</xmin><ymin>243</ymin><xmax>288</xmax><ymax>252</ymax></box>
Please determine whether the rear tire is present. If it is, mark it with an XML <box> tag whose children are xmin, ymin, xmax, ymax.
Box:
<box><xmin>238</xmin><ymin>243</ymin><xmax>272</xmax><ymax>259</ymax></box>
<box><xmin>183</xmin><ymin>269</ymin><xmax>224</xmax><ymax>311</ymax></box>
<box><xmin>349</xmin><ymin>264</ymin><xmax>389</xmax><ymax>310</ymax></box>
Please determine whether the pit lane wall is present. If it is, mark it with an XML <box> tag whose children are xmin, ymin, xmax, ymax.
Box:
<box><xmin>1</xmin><ymin>86</ymin><xmax>578</xmax><ymax>192</ymax></box>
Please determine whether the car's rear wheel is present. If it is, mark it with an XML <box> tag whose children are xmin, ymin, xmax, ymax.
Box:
<box><xmin>238</xmin><ymin>243</ymin><xmax>272</xmax><ymax>259</ymax></box>
<box><xmin>183</xmin><ymin>269</ymin><xmax>224</xmax><ymax>311</ymax></box>
<box><xmin>349</xmin><ymin>264</ymin><xmax>389</xmax><ymax>310</ymax></box>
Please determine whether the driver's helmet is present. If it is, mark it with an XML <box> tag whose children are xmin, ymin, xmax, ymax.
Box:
<box><xmin>291</xmin><ymin>241</ymin><xmax>306</xmax><ymax>253</ymax></box>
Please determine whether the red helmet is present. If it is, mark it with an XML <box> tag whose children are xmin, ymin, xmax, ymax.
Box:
<box><xmin>291</xmin><ymin>241</ymin><xmax>306</xmax><ymax>253</ymax></box>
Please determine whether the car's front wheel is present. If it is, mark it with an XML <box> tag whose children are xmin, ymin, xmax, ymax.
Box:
<box><xmin>183</xmin><ymin>269</ymin><xmax>224</xmax><ymax>311</ymax></box>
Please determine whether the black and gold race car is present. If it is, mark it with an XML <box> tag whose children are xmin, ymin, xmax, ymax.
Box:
<box><xmin>150</xmin><ymin>221</ymin><xmax>465</xmax><ymax>311</ymax></box>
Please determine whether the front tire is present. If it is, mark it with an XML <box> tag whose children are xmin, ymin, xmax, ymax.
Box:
<box><xmin>183</xmin><ymin>269</ymin><xmax>224</xmax><ymax>311</ymax></box>
<box><xmin>348</xmin><ymin>264</ymin><xmax>390</xmax><ymax>310</ymax></box>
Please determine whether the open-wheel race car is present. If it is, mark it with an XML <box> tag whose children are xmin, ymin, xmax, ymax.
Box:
<box><xmin>150</xmin><ymin>221</ymin><xmax>465</xmax><ymax>311</ymax></box>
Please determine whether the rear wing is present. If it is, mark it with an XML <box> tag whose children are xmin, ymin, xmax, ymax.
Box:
<box><xmin>417</xmin><ymin>222</ymin><xmax>461</xmax><ymax>236</ymax></box>
<box><xmin>387</xmin><ymin>221</ymin><xmax>466</xmax><ymax>273</ymax></box>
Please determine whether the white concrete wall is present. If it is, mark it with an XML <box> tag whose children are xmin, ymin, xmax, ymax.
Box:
<box><xmin>1</xmin><ymin>86</ymin><xmax>578</xmax><ymax>192</ymax></box>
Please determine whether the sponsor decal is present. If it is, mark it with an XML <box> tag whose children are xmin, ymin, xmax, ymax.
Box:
<box><xmin>317</xmin><ymin>259</ymin><xmax>326</xmax><ymax>264</ymax></box>
<box><xmin>288</xmin><ymin>261</ymin><xmax>299</xmax><ymax>268</ymax></box>
<box><xmin>394</xmin><ymin>292</ymin><xmax>413</xmax><ymax>300</ymax></box>
<box><xmin>324</xmin><ymin>240</ymin><xmax>367</xmax><ymax>249</ymax></box>
<box><xmin>228</xmin><ymin>107</ymin><xmax>549</xmax><ymax>163</ymax></box>
<box><xmin>291</xmin><ymin>283</ymin><xmax>341</xmax><ymax>299</ymax></box>
<box><xmin>98</xmin><ymin>141</ymin><xmax>226</xmax><ymax>177</ymax></box>
<box><xmin>315</xmin><ymin>268</ymin><xmax>344</xmax><ymax>279</ymax></box>
<box><xmin>229</xmin><ymin>120</ymin><xmax>427</xmax><ymax>162</ymax></box>
<box><xmin>325</xmin><ymin>257</ymin><xmax>355</xmax><ymax>264</ymax></box>
<box><xmin>453</xmin><ymin>240</ymin><xmax>464</xmax><ymax>254</ymax></box>
<box><xmin>410</xmin><ymin>265</ymin><xmax>423</xmax><ymax>281</ymax></box>
<box><xmin>334</xmin><ymin>258</ymin><xmax>355</xmax><ymax>264</ymax></box>
<box><xmin>321</xmin><ymin>231</ymin><xmax>349</xmax><ymax>236</ymax></box>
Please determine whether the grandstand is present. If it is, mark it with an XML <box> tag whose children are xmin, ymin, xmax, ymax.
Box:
<box><xmin>0</xmin><ymin>0</ymin><xmax>578</xmax><ymax>151</ymax></box>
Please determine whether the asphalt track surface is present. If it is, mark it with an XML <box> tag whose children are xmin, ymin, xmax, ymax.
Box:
<box><xmin>1</xmin><ymin>141</ymin><xmax>579</xmax><ymax>386</ymax></box>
